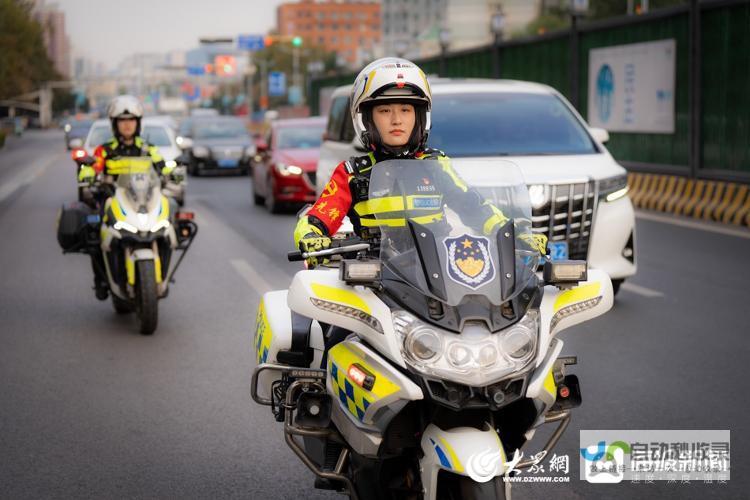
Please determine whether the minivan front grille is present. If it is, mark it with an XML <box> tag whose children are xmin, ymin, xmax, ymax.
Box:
<box><xmin>531</xmin><ymin>181</ymin><xmax>598</xmax><ymax>261</ymax></box>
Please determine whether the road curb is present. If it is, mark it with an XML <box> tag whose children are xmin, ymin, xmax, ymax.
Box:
<box><xmin>627</xmin><ymin>173</ymin><xmax>750</xmax><ymax>228</ymax></box>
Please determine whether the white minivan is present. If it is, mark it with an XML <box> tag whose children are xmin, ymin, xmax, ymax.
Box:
<box><xmin>316</xmin><ymin>79</ymin><xmax>636</xmax><ymax>293</ymax></box>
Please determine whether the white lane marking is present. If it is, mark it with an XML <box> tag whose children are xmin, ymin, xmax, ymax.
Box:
<box><xmin>230</xmin><ymin>258</ymin><xmax>274</xmax><ymax>297</ymax></box>
<box><xmin>636</xmin><ymin>210</ymin><xmax>750</xmax><ymax>240</ymax></box>
<box><xmin>0</xmin><ymin>152</ymin><xmax>61</xmax><ymax>204</ymax></box>
<box><xmin>621</xmin><ymin>281</ymin><xmax>664</xmax><ymax>298</ymax></box>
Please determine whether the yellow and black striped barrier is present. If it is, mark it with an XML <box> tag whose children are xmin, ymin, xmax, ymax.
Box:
<box><xmin>627</xmin><ymin>173</ymin><xmax>750</xmax><ymax>228</ymax></box>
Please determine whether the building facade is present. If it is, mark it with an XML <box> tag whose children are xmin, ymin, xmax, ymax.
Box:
<box><xmin>382</xmin><ymin>0</ymin><xmax>541</xmax><ymax>59</ymax></box>
<box><xmin>277</xmin><ymin>0</ymin><xmax>381</xmax><ymax>68</ymax></box>
<box><xmin>32</xmin><ymin>0</ymin><xmax>71</xmax><ymax>78</ymax></box>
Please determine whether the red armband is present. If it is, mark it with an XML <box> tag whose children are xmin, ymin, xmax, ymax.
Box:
<box><xmin>308</xmin><ymin>163</ymin><xmax>352</xmax><ymax>235</ymax></box>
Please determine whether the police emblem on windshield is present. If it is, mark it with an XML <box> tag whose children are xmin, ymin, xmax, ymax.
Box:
<box><xmin>444</xmin><ymin>235</ymin><xmax>496</xmax><ymax>289</ymax></box>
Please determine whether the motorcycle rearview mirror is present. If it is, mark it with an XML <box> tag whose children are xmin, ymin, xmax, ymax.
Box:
<box><xmin>543</xmin><ymin>260</ymin><xmax>587</xmax><ymax>288</ymax></box>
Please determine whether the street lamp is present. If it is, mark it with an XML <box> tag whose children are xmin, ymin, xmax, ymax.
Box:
<box><xmin>438</xmin><ymin>28</ymin><xmax>451</xmax><ymax>77</ymax></box>
<box><xmin>490</xmin><ymin>10</ymin><xmax>505</xmax><ymax>78</ymax></box>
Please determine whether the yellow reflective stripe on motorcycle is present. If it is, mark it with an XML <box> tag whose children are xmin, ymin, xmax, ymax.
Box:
<box><xmin>553</xmin><ymin>282</ymin><xmax>601</xmax><ymax>313</ymax></box>
<box><xmin>111</xmin><ymin>198</ymin><xmax>127</xmax><ymax>221</ymax></box>
<box><xmin>359</xmin><ymin>212</ymin><xmax>443</xmax><ymax>227</ymax></box>
<box><xmin>126</xmin><ymin>256</ymin><xmax>135</xmax><ymax>285</ymax></box>
<box><xmin>106</xmin><ymin>157</ymin><xmax>152</xmax><ymax>174</ymax></box>
<box><xmin>254</xmin><ymin>299</ymin><xmax>273</xmax><ymax>364</ymax></box>
<box><xmin>354</xmin><ymin>195</ymin><xmax>443</xmax><ymax>215</ymax></box>
<box><xmin>328</xmin><ymin>342</ymin><xmax>401</xmax><ymax>421</ymax></box>
<box><xmin>158</xmin><ymin>196</ymin><xmax>170</xmax><ymax>221</ymax></box>
<box><xmin>543</xmin><ymin>368</ymin><xmax>556</xmax><ymax>398</ymax></box>
<box><xmin>311</xmin><ymin>283</ymin><xmax>371</xmax><ymax>315</ymax></box>
<box><xmin>154</xmin><ymin>255</ymin><xmax>162</xmax><ymax>284</ymax></box>
<box><xmin>438</xmin><ymin>437</ymin><xmax>465</xmax><ymax>473</ymax></box>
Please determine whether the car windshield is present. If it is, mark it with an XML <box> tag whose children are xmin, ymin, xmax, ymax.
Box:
<box><xmin>276</xmin><ymin>125</ymin><xmax>324</xmax><ymax>149</ymax></box>
<box><xmin>70</xmin><ymin>121</ymin><xmax>93</xmax><ymax>133</ymax></box>
<box><xmin>369</xmin><ymin>159</ymin><xmax>539</xmax><ymax>307</ymax></box>
<box><xmin>193</xmin><ymin>120</ymin><xmax>247</xmax><ymax>139</ymax></box>
<box><xmin>87</xmin><ymin>125</ymin><xmax>112</xmax><ymax>148</ymax></box>
<box><xmin>429</xmin><ymin>92</ymin><xmax>597</xmax><ymax>157</ymax></box>
<box><xmin>142</xmin><ymin>125</ymin><xmax>172</xmax><ymax>147</ymax></box>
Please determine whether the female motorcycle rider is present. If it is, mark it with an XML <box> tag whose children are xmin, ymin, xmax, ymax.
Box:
<box><xmin>293</xmin><ymin>57</ymin><xmax>548</xmax><ymax>266</ymax></box>
<box><xmin>78</xmin><ymin>95</ymin><xmax>177</xmax><ymax>300</ymax></box>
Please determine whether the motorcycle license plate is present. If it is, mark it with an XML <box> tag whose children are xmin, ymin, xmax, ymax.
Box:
<box><xmin>218</xmin><ymin>159</ymin><xmax>238</xmax><ymax>168</ymax></box>
<box><xmin>549</xmin><ymin>241</ymin><xmax>569</xmax><ymax>261</ymax></box>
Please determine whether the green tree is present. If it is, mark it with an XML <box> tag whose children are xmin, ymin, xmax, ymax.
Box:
<box><xmin>0</xmin><ymin>0</ymin><xmax>59</xmax><ymax>99</ymax></box>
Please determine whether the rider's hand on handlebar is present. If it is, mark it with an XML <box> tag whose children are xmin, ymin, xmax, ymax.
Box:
<box><xmin>78</xmin><ymin>165</ymin><xmax>96</xmax><ymax>184</ymax></box>
<box><xmin>299</xmin><ymin>232</ymin><xmax>332</xmax><ymax>267</ymax></box>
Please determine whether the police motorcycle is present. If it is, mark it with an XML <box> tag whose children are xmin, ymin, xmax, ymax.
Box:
<box><xmin>57</xmin><ymin>157</ymin><xmax>197</xmax><ymax>335</ymax></box>
<box><xmin>251</xmin><ymin>159</ymin><xmax>614</xmax><ymax>499</ymax></box>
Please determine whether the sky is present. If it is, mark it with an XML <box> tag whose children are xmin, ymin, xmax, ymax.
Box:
<box><xmin>55</xmin><ymin>0</ymin><xmax>287</xmax><ymax>68</ymax></box>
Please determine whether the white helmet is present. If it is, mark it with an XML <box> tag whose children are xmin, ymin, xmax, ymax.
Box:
<box><xmin>107</xmin><ymin>94</ymin><xmax>143</xmax><ymax>120</ymax></box>
<box><xmin>107</xmin><ymin>95</ymin><xmax>143</xmax><ymax>136</ymax></box>
<box><xmin>350</xmin><ymin>57</ymin><xmax>432</xmax><ymax>152</ymax></box>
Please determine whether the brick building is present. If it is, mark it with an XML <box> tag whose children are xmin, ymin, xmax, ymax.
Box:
<box><xmin>277</xmin><ymin>0</ymin><xmax>381</xmax><ymax>68</ymax></box>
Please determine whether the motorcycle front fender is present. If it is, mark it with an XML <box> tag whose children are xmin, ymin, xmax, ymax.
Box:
<box><xmin>420</xmin><ymin>423</ymin><xmax>508</xmax><ymax>500</ymax></box>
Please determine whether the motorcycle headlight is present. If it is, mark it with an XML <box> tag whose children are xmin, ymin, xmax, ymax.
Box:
<box><xmin>393</xmin><ymin>310</ymin><xmax>538</xmax><ymax>387</ymax></box>
<box><xmin>165</xmin><ymin>160</ymin><xmax>177</xmax><ymax>169</ymax></box>
<box><xmin>193</xmin><ymin>146</ymin><xmax>209</xmax><ymax>158</ymax></box>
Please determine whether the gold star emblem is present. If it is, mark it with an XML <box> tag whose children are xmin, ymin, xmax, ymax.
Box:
<box><xmin>462</xmin><ymin>238</ymin><xmax>473</xmax><ymax>249</ymax></box>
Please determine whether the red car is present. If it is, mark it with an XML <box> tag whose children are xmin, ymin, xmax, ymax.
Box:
<box><xmin>252</xmin><ymin>116</ymin><xmax>327</xmax><ymax>213</ymax></box>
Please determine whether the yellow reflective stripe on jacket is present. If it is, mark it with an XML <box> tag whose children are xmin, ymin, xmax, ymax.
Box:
<box><xmin>147</xmin><ymin>145</ymin><xmax>163</xmax><ymax>163</ymax></box>
<box><xmin>482</xmin><ymin>203</ymin><xmax>510</xmax><ymax>235</ymax></box>
<box><xmin>105</xmin><ymin>157</ymin><xmax>153</xmax><ymax>174</ymax></box>
<box><xmin>437</xmin><ymin>155</ymin><xmax>468</xmax><ymax>192</ymax></box>
<box><xmin>354</xmin><ymin>195</ymin><xmax>443</xmax><ymax>215</ymax></box>
<box><xmin>359</xmin><ymin>212</ymin><xmax>443</xmax><ymax>227</ymax></box>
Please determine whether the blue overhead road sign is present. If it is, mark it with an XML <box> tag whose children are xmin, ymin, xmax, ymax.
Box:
<box><xmin>238</xmin><ymin>35</ymin><xmax>265</xmax><ymax>51</ymax></box>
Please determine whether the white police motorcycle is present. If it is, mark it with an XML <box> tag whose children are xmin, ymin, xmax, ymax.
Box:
<box><xmin>251</xmin><ymin>159</ymin><xmax>613</xmax><ymax>499</ymax></box>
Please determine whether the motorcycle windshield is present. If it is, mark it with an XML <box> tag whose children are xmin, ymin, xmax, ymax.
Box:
<box><xmin>114</xmin><ymin>157</ymin><xmax>159</xmax><ymax>209</ymax></box>
<box><xmin>369</xmin><ymin>159</ymin><xmax>539</xmax><ymax>306</ymax></box>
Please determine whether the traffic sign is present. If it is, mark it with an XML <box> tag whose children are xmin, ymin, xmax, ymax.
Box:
<box><xmin>268</xmin><ymin>71</ymin><xmax>286</xmax><ymax>97</ymax></box>
<box><xmin>238</xmin><ymin>34</ymin><xmax>265</xmax><ymax>51</ymax></box>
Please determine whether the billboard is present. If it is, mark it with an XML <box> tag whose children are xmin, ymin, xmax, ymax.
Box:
<box><xmin>587</xmin><ymin>39</ymin><xmax>676</xmax><ymax>134</ymax></box>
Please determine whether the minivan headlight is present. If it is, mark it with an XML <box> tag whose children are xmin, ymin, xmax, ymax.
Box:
<box><xmin>599</xmin><ymin>175</ymin><xmax>629</xmax><ymax>202</ymax></box>
<box><xmin>392</xmin><ymin>309</ymin><xmax>538</xmax><ymax>387</ymax></box>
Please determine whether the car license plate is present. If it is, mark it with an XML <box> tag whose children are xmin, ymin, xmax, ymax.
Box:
<box><xmin>549</xmin><ymin>241</ymin><xmax>569</xmax><ymax>261</ymax></box>
<box><xmin>218</xmin><ymin>159</ymin><xmax>238</xmax><ymax>168</ymax></box>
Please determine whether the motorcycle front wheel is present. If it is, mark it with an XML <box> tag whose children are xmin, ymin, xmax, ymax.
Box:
<box><xmin>437</xmin><ymin>475</ymin><xmax>508</xmax><ymax>500</ymax></box>
<box><xmin>135</xmin><ymin>260</ymin><xmax>158</xmax><ymax>335</ymax></box>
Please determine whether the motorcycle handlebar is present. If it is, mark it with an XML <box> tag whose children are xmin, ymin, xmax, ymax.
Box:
<box><xmin>287</xmin><ymin>243</ymin><xmax>370</xmax><ymax>262</ymax></box>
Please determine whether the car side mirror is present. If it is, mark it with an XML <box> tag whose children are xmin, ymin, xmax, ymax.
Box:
<box><xmin>177</xmin><ymin>137</ymin><xmax>193</xmax><ymax>149</ymax></box>
<box><xmin>68</xmin><ymin>137</ymin><xmax>84</xmax><ymax>149</ymax></box>
<box><xmin>590</xmin><ymin>127</ymin><xmax>610</xmax><ymax>144</ymax></box>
